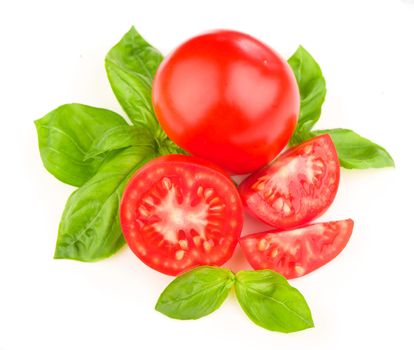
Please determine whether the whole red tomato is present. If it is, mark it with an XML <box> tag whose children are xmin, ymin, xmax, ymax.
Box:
<box><xmin>152</xmin><ymin>30</ymin><xmax>299</xmax><ymax>174</ymax></box>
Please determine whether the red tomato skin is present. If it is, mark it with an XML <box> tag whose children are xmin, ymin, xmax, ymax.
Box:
<box><xmin>239</xmin><ymin>135</ymin><xmax>340</xmax><ymax>229</ymax></box>
<box><xmin>152</xmin><ymin>30</ymin><xmax>299</xmax><ymax>174</ymax></box>
<box><xmin>240</xmin><ymin>219</ymin><xmax>354</xmax><ymax>279</ymax></box>
<box><xmin>120</xmin><ymin>154</ymin><xmax>243</xmax><ymax>276</ymax></box>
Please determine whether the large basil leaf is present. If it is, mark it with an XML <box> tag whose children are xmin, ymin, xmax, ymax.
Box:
<box><xmin>235</xmin><ymin>270</ymin><xmax>314</xmax><ymax>333</ymax></box>
<box><xmin>54</xmin><ymin>146</ymin><xmax>155</xmax><ymax>261</ymax></box>
<box><xmin>35</xmin><ymin>104</ymin><xmax>127</xmax><ymax>187</ymax></box>
<box><xmin>84</xmin><ymin>125</ymin><xmax>156</xmax><ymax>160</ymax></box>
<box><xmin>156</xmin><ymin>267</ymin><xmax>235</xmax><ymax>320</ymax></box>
<box><xmin>105</xmin><ymin>27</ymin><xmax>163</xmax><ymax>133</ymax></box>
<box><xmin>312</xmin><ymin>129</ymin><xmax>395</xmax><ymax>168</ymax></box>
<box><xmin>288</xmin><ymin>46</ymin><xmax>326</xmax><ymax>144</ymax></box>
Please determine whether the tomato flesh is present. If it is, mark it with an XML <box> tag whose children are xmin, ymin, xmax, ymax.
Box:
<box><xmin>120</xmin><ymin>155</ymin><xmax>243</xmax><ymax>275</ymax></box>
<box><xmin>239</xmin><ymin>135</ymin><xmax>340</xmax><ymax>229</ymax></box>
<box><xmin>152</xmin><ymin>30</ymin><xmax>299</xmax><ymax>174</ymax></box>
<box><xmin>240</xmin><ymin>219</ymin><xmax>354</xmax><ymax>279</ymax></box>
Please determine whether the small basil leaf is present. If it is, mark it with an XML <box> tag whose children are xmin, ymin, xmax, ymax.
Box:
<box><xmin>105</xmin><ymin>27</ymin><xmax>163</xmax><ymax>132</ymax></box>
<box><xmin>156</xmin><ymin>266</ymin><xmax>235</xmax><ymax>320</ymax></box>
<box><xmin>55</xmin><ymin>146</ymin><xmax>155</xmax><ymax>261</ymax></box>
<box><xmin>35</xmin><ymin>104</ymin><xmax>127</xmax><ymax>187</ymax></box>
<box><xmin>235</xmin><ymin>270</ymin><xmax>314</xmax><ymax>333</ymax></box>
<box><xmin>312</xmin><ymin>128</ymin><xmax>395</xmax><ymax>168</ymax></box>
<box><xmin>288</xmin><ymin>46</ymin><xmax>326</xmax><ymax>141</ymax></box>
<box><xmin>156</xmin><ymin>135</ymin><xmax>188</xmax><ymax>156</ymax></box>
<box><xmin>84</xmin><ymin>125</ymin><xmax>156</xmax><ymax>160</ymax></box>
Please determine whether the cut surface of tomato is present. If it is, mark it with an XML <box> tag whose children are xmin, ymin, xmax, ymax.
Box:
<box><xmin>239</xmin><ymin>134</ymin><xmax>340</xmax><ymax>229</ymax></box>
<box><xmin>240</xmin><ymin>219</ymin><xmax>354</xmax><ymax>279</ymax></box>
<box><xmin>120</xmin><ymin>155</ymin><xmax>243</xmax><ymax>275</ymax></box>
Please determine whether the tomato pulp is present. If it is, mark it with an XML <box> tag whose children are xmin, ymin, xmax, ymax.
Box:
<box><xmin>239</xmin><ymin>135</ymin><xmax>340</xmax><ymax>229</ymax></box>
<box><xmin>152</xmin><ymin>30</ymin><xmax>299</xmax><ymax>174</ymax></box>
<box><xmin>240</xmin><ymin>219</ymin><xmax>354</xmax><ymax>279</ymax></box>
<box><xmin>120</xmin><ymin>155</ymin><xmax>243</xmax><ymax>275</ymax></box>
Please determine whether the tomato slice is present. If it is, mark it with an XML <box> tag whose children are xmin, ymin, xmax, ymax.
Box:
<box><xmin>120</xmin><ymin>154</ymin><xmax>243</xmax><ymax>276</ymax></box>
<box><xmin>239</xmin><ymin>134</ymin><xmax>340</xmax><ymax>229</ymax></box>
<box><xmin>240</xmin><ymin>219</ymin><xmax>354</xmax><ymax>279</ymax></box>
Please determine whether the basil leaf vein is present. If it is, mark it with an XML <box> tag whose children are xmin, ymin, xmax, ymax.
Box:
<box><xmin>84</xmin><ymin>125</ymin><xmax>156</xmax><ymax>160</ymax></box>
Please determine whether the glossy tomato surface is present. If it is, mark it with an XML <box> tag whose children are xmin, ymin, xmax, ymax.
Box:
<box><xmin>120</xmin><ymin>154</ymin><xmax>243</xmax><ymax>275</ymax></box>
<box><xmin>239</xmin><ymin>134</ymin><xmax>340</xmax><ymax>229</ymax></box>
<box><xmin>152</xmin><ymin>30</ymin><xmax>299</xmax><ymax>174</ymax></box>
<box><xmin>240</xmin><ymin>219</ymin><xmax>354</xmax><ymax>279</ymax></box>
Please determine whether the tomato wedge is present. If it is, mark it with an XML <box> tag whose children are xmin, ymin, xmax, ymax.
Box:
<box><xmin>240</xmin><ymin>219</ymin><xmax>354</xmax><ymax>279</ymax></box>
<box><xmin>120</xmin><ymin>155</ymin><xmax>243</xmax><ymax>276</ymax></box>
<box><xmin>239</xmin><ymin>134</ymin><xmax>340</xmax><ymax>229</ymax></box>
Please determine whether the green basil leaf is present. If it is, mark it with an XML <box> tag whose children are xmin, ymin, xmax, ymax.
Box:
<box><xmin>84</xmin><ymin>125</ymin><xmax>156</xmax><ymax>160</ymax></box>
<box><xmin>54</xmin><ymin>146</ymin><xmax>155</xmax><ymax>261</ymax></box>
<box><xmin>235</xmin><ymin>270</ymin><xmax>314</xmax><ymax>333</ymax></box>
<box><xmin>156</xmin><ymin>135</ymin><xmax>188</xmax><ymax>156</ymax></box>
<box><xmin>156</xmin><ymin>266</ymin><xmax>235</xmax><ymax>320</ymax></box>
<box><xmin>105</xmin><ymin>27</ymin><xmax>163</xmax><ymax>133</ymax></box>
<box><xmin>288</xmin><ymin>46</ymin><xmax>326</xmax><ymax>141</ymax></box>
<box><xmin>35</xmin><ymin>104</ymin><xmax>127</xmax><ymax>187</ymax></box>
<box><xmin>312</xmin><ymin>128</ymin><xmax>395</xmax><ymax>168</ymax></box>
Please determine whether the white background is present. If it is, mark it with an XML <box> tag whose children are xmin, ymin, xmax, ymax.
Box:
<box><xmin>1</xmin><ymin>0</ymin><xmax>413</xmax><ymax>349</ymax></box>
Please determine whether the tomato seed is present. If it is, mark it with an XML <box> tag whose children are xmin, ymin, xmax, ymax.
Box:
<box><xmin>275</xmin><ymin>197</ymin><xmax>284</xmax><ymax>210</ymax></box>
<box><xmin>314</xmin><ymin>160</ymin><xmax>324</xmax><ymax>168</ymax></box>
<box><xmin>193</xmin><ymin>236</ymin><xmax>201</xmax><ymax>246</ymax></box>
<box><xmin>197</xmin><ymin>186</ymin><xmax>204</xmax><ymax>197</ymax></box>
<box><xmin>143</xmin><ymin>196</ymin><xmax>155</xmax><ymax>206</ymax></box>
<box><xmin>209</xmin><ymin>197</ymin><xmax>220</xmax><ymax>205</ymax></box>
<box><xmin>178</xmin><ymin>239</ymin><xmax>188</xmax><ymax>250</ymax></box>
<box><xmin>204</xmin><ymin>188</ymin><xmax>214</xmax><ymax>199</ymax></box>
<box><xmin>162</xmin><ymin>177</ymin><xmax>172</xmax><ymax>190</ymax></box>
<box><xmin>209</xmin><ymin>204</ymin><xmax>225</xmax><ymax>212</ymax></box>
<box><xmin>271</xmin><ymin>248</ymin><xmax>279</xmax><ymax>258</ymax></box>
<box><xmin>304</xmin><ymin>145</ymin><xmax>313</xmax><ymax>154</ymax></box>
<box><xmin>138</xmin><ymin>205</ymin><xmax>150</xmax><ymax>216</ymax></box>
<box><xmin>258</xmin><ymin>238</ymin><xmax>269</xmax><ymax>251</ymax></box>
<box><xmin>175</xmin><ymin>250</ymin><xmax>185</xmax><ymax>260</ymax></box>
<box><xmin>283</xmin><ymin>204</ymin><xmax>292</xmax><ymax>215</ymax></box>
<box><xmin>294</xmin><ymin>266</ymin><xmax>305</xmax><ymax>276</ymax></box>
<box><xmin>252</xmin><ymin>181</ymin><xmax>265</xmax><ymax>191</ymax></box>
<box><xmin>203</xmin><ymin>241</ymin><xmax>212</xmax><ymax>252</ymax></box>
